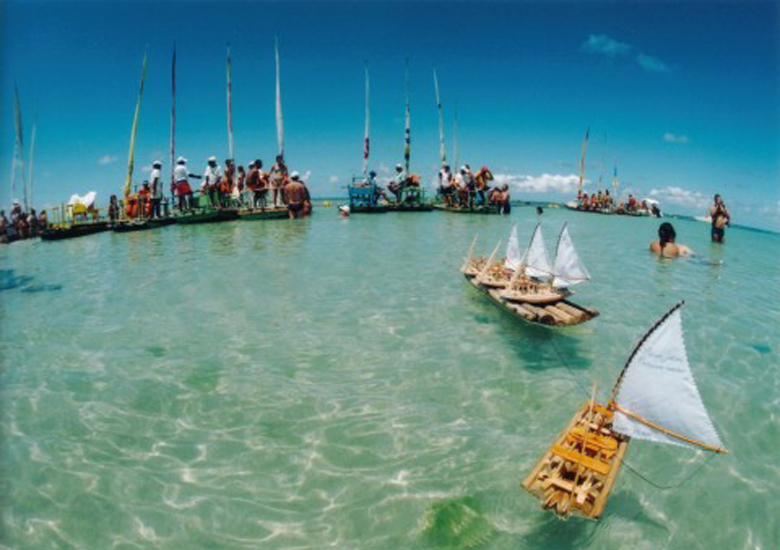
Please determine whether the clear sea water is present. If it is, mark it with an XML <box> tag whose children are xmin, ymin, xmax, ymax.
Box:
<box><xmin>1</xmin><ymin>207</ymin><xmax>778</xmax><ymax>549</ymax></box>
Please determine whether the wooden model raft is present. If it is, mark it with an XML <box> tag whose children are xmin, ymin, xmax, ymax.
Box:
<box><xmin>461</xmin><ymin>224</ymin><xmax>598</xmax><ymax>327</ymax></box>
<box><xmin>521</xmin><ymin>401</ymin><xmax>628</xmax><ymax>519</ymax></box>
<box><xmin>521</xmin><ymin>302</ymin><xmax>728</xmax><ymax>520</ymax></box>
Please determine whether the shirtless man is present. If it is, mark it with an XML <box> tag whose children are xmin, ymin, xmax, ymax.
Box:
<box><xmin>283</xmin><ymin>171</ymin><xmax>307</xmax><ymax>219</ymax></box>
<box><xmin>710</xmin><ymin>194</ymin><xmax>730</xmax><ymax>243</ymax></box>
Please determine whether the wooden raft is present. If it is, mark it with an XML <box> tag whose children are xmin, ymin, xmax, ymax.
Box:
<box><xmin>464</xmin><ymin>274</ymin><xmax>598</xmax><ymax>327</ymax></box>
<box><xmin>522</xmin><ymin>402</ymin><xmax>629</xmax><ymax>519</ymax></box>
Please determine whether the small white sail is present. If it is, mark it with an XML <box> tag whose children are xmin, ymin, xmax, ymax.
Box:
<box><xmin>505</xmin><ymin>224</ymin><xmax>522</xmax><ymax>271</ymax></box>
<box><xmin>552</xmin><ymin>223</ymin><xmax>590</xmax><ymax>288</ymax></box>
<box><xmin>613</xmin><ymin>308</ymin><xmax>725</xmax><ymax>452</ymax></box>
<box><xmin>520</xmin><ymin>224</ymin><xmax>552</xmax><ymax>279</ymax></box>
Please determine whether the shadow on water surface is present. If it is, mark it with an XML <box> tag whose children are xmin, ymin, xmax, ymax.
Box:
<box><xmin>419</xmin><ymin>495</ymin><xmax>496</xmax><ymax>549</ymax></box>
<box><xmin>0</xmin><ymin>269</ymin><xmax>62</xmax><ymax>293</ymax></box>
<box><xmin>464</xmin><ymin>283</ymin><xmax>591</xmax><ymax>372</ymax></box>
<box><xmin>522</xmin><ymin>512</ymin><xmax>600</xmax><ymax>549</ymax></box>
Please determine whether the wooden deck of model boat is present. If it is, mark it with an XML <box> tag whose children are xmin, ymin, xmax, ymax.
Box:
<box><xmin>522</xmin><ymin>402</ymin><xmax>629</xmax><ymax>519</ymax></box>
<box><xmin>464</xmin><ymin>273</ymin><xmax>597</xmax><ymax>326</ymax></box>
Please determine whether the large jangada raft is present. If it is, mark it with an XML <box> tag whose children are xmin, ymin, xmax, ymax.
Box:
<box><xmin>462</xmin><ymin>223</ymin><xmax>598</xmax><ymax>326</ymax></box>
<box><xmin>522</xmin><ymin>302</ymin><xmax>727</xmax><ymax>519</ymax></box>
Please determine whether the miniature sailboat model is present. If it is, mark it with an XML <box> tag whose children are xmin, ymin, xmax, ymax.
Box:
<box><xmin>462</xmin><ymin>224</ymin><xmax>598</xmax><ymax>326</ymax></box>
<box><xmin>522</xmin><ymin>302</ymin><xmax>726</xmax><ymax>519</ymax></box>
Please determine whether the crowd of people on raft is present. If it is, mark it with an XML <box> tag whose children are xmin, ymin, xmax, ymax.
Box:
<box><xmin>353</xmin><ymin>164</ymin><xmax>423</xmax><ymax>204</ymax></box>
<box><xmin>0</xmin><ymin>200</ymin><xmax>48</xmax><ymax>243</ymax></box>
<box><xmin>575</xmin><ymin>190</ymin><xmax>661</xmax><ymax>217</ymax></box>
<box><xmin>108</xmin><ymin>154</ymin><xmax>312</xmax><ymax>222</ymax></box>
<box><xmin>437</xmin><ymin>164</ymin><xmax>511</xmax><ymax>213</ymax></box>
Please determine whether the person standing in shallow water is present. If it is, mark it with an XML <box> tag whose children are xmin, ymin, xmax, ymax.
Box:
<box><xmin>269</xmin><ymin>155</ymin><xmax>288</xmax><ymax>208</ymax></box>
<box><xmin>650</xmin><ymin>222</ymin><xmax>691</xmax><ymax>258</ymax></box>
<box><xmin>710</xmin><ymin>194</ymin><xmax>730</xmax><ymax>243</ymax></box>
<box><xmin>283</xmin><ymin>171</ymin><xmax>307</xmax><ymax>219</ymax></box>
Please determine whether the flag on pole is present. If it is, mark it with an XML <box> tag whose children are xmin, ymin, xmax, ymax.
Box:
<box><xmin>404</xmin><ymin>60</ymin><xmax>411</xmax><ymax>173</ymax></box>
<box><xmin>433</xmin><ymin>68</ymin><xmax>446</xmax><ymax>165</ymax></box>
<box><xmin>275</xmin><ymin>37</ymin><xmax>284</xmax><ymax>158</ymax></box>
<box><xmin>363</xmin><ymin>64</ymin><xmax>370</xmax><ymax>176</ymax></box>
<box><xmin>170</xmin><ymin>45</ymin><xmax>176</xmax><ymax>186</ymax></box>
<box><xmin>227</xmin><ymin>45</ymin><xmax>234</xmax><ymax>161</ymax></box>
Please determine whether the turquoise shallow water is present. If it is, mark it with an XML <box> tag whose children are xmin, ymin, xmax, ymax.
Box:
<box><xmin>1</xmin><ymin>208</ymin><xmax>778</xmax><ymax>549</ymax></box>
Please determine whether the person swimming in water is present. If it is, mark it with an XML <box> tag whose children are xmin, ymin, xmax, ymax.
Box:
<box><xmin>650</xmin><ymin>222</ymin><xmax>692</xmax><ymax>258</ymax></box>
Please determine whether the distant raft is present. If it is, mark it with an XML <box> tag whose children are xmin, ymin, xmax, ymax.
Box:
<box><xmin>522</xmin><ymin>302</ymin><xmax>727</xmax><ymax>520</ymax></box>
<box><xmin>461</xmin><ymin>223</ymin><xmax>597</xmax><ymax>326</ymax></box>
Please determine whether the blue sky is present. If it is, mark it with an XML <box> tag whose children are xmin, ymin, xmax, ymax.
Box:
<box><xmin>2</xmin><ymin>1</ymin><xmax>778</xmax><ymax>229</ymax></box>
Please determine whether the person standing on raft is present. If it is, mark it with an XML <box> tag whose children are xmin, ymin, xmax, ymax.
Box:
<box><xmin>269</xmin><ymin>155</ymin><xmax>288</xmax><ymax>208</ymax></box>
<box><xmin>174</xmin><ymin>157</ymin><xmax>199</xmax><ymax>211</ymax></box>
<box><xmin>710</xmin><ymin>194</ymin><xmax>731</xmax><ymax>243</ymax></box>
<box><xmin>203</xmin><ymin>156</ymin><xmax>222</xmax><ymax>207</ymax></box>
<box><xmin>149</xmin><ymin>161</ymin><xmax>163</xmax><ymax>218</ymax></box>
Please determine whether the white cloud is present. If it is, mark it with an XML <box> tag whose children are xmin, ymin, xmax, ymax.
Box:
<box><xmin>649</xmin><ymin>186</ymin><xmax>709</xmax><ymax>210</ymax></box>
<box><xmin>582</xmin><ymin>34</ymin><xmax>631</xmax><ymax>57</ymax></box>
<box><xmin>759</xmin><ymin>200</ymin><xmax>780</xmax><ymax>217</ymax></box>
<box><xmin>663</xmin><ymin>132</ymin><xmax>689</xmax><ymax>144</ymax></box>
<box><xmin>98</xmin><ymin>155</ymin><xmax>117</xmax><ymax>166</ymax></box>
<box><xmin>637</xmin><ymin>53</ymin><xmax>669</xmax><ymax>73</ymax></box>
<box><xmin>140</xmin><ymin>165</ymin><xmax>152</xmax><ymax>173</ymax></box>
<box><xmin>328</xmin><ymin>175</ymin><xmax>339</xmax><ymax>184</ymax></box>
<box><xmin>378</xmin><ymin>162</ymin><xmax>390</xmax><ymax>175</ymax></box>
<box><xmin>494</xmin><ymin>173</ymin><xmax>582</xmax><ymax>195</ymax></box>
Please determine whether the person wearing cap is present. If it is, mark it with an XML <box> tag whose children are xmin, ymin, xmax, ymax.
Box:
<box><xmin>174</xmin><ymin>157</ymin><xmax>199</xmax><ymax>210</ymax></box>
<box><xmin>149</xmin><ymin>160</ymin><xmax>163</xmax><ymax>218</ymax></box>
<box><xmin>338</xmin><ymin>204</ymin><xmax>350</xmax><ymax>218</ymax></box>
<box><xmin>388</xmin><ymin>164</ymin><xmax>407</xmax><ymax>202</ymax></box>
<box><xmin>283</xmin><ymin>171</ymin><xmax>307</xmax><ymax>218</ymax></box>
<box><xmin>455</xmin><ymin>167</ymin><xmax>471</xmax><ymax>208</ymax></box>
<box><xmin>203</xmin><ymin>157</ymin><xmax>223</xmax><ymax>207</ymax></box>
<box><xmin>269</xmin><ymin>155</ymin><xmax>288</xmax><ymax>208</ymax></box>
<box><xmin>439</xmin><ymin>164</ymin><xmax>454</xmax><ymax>207</ymax></box>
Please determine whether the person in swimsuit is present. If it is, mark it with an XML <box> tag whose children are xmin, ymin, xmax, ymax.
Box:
<box><xmin>269</xmin><ymin>155</ymin><xmax>288</xmax><ymax>208</ymax></box>
<box><xmin>650</xmin><ymin>222</ymin><xmax>691</xmax><ymax>257</ymax></box>
<box><xmin>283</xmin><ymin>171</ymin><xmax>307</xmax><ymax>219</ymax></box>
<box><xmin>710</xmin><ymin>194</ymin><xmax>730</xmax><ymax>243</ymax></box>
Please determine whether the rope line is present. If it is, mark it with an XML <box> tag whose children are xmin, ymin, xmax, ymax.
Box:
<box><xmin>547</xmin><ymin>337</ymin><xmax>715</xmax><ymax>491</ymax></box>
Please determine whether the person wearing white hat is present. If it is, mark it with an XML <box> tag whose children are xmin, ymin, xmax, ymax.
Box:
<box><xmin>149</xmin><ymin>160</ymin><xmax>163</xmax><ymax>218</ymax></box>
<box><xmin>388</xmin><ymin>164</ymin><xmax>407</xmax><ymax>202</ymax></box>
<box><xmin>203</xmin><ymin>156</ymin><xmax>222</xmax><ymax>207</ymax></box>
<box><xmin>174</xmin><ymin>157</ymin><xmax>200</xmax><ymax>210</ymax></box>
<box><xmin>283</xmin><ymin>171</ymin><xmax>307</xmax><ymax>219</ymax></box>
<box><xmin>338</xmin><ymin>204</ymin><xmax>350</xmax><ymax>218</ymax></box>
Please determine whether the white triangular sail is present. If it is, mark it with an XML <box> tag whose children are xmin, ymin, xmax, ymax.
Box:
<box><xmin>505</xmin><ymin>224</ymin><xmax>522</xmax><ymax>271</ymax></box>
<box><xmin>520</xmin><ymin>224</ymin><xmax>552</xmax><ymax>279</ymax></box>
<box><xmin>552</xmin><ymin>223</ymin><xmax>590</xmax><ymax>288</ymax></box>
<box><xmin>612</xmin><ymin>307</ymin><xmax>725</xmax><ymax>452</ymax></box>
